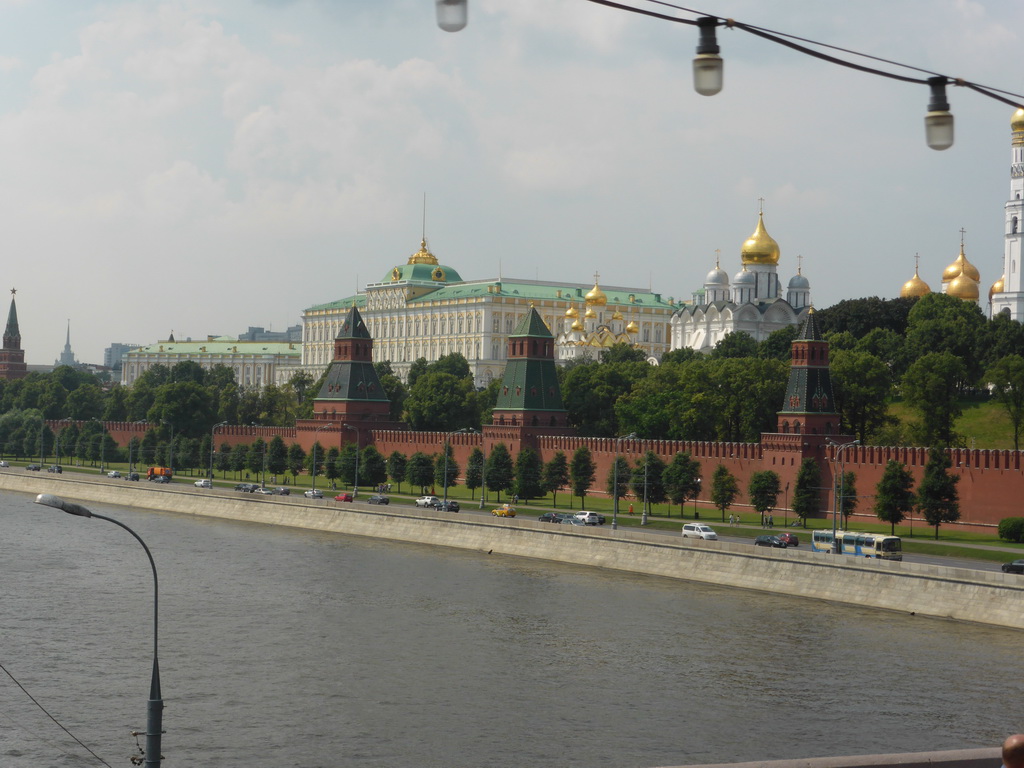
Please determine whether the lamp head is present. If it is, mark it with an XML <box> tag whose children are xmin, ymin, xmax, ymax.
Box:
<box><xmin>35</xmin><ymin>493</ymin><xmax>93</xmax><ymax>518</ymax></box>
<box><xmin>693</xmin><ymin>17</ymin><xmax>723</xmax><ymax>96</ymax></box>
<box><xmin>436</xmin><ymin>0</ymin><xmax>467</xmax><ymax>32</ymax></box>
<box><xmin>925</xmin><ymin>77</ymin><xmax>954</xmax><ymax>150</ymax></box>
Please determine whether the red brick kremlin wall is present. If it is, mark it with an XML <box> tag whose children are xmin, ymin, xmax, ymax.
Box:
<box><xmin>57</xmin><ymin>420</ymin><xmax>1024</xmax><ymax>531</ymax></box>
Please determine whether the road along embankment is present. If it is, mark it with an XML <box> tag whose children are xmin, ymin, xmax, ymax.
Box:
<box><xmin>5</xmin><ymin>472</ymin><xmax>1024</xmax><ymax>630</ymax></box>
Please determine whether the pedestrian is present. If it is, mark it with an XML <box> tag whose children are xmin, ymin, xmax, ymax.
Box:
<box><xmin>768</xmin><ymin>513</ymin><xmax>774</xmax><ymax>528</ymax></box>
<box><xmin>1003</xmin><ymin>734</ymin><xmax>1024</xmax><ymax>768</ymax></box>
<box><xmin>629</xmin><ymin>503</ymin><xmax>634</xmax><ymax>516</ymax></box>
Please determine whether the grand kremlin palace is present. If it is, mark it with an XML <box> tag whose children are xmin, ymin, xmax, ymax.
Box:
<box><xmin>296</xmin><ymin>239</ymin><xmax>677</xmax><ymax>386</ymax></box>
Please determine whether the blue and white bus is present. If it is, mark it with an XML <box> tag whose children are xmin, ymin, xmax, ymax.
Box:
<box><xmin>811</xmin><ymin>530</ymin><xmax>902</xmax><ymax>561</ymax></box>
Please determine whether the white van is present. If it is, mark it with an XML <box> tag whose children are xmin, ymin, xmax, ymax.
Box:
<box><xmin>682</xmin><ymin>523</ymin><xmax>718</xmax><ymax>540</ymax></box>
<box><xmin>575</xmin><ymin>511</ymin><xmax>603</xmax><ymax>525</ymax></box>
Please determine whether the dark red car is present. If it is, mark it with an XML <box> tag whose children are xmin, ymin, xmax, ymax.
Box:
<box><xmin>776</xmin><ymin>532</ymin><xmax>800</xmax><ymax>547</ymax></box>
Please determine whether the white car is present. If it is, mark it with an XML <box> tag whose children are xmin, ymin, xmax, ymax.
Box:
<box><xmin>194</xmin><ymin>478</ymin><xmax>212</xmax><ymax>488</ymax></box>
<box><xmin>304</xmin><ymin>489</ymin><xmax>324</xmax><ymax>499</ymax></box>
<box><xmin>0</xmin><ymin>460</ymin><xmax>9</xmax><ymax>468</ymax></box>
<box><xmin>415</xmin><ymin>496</ymin><xmax>441</xmax><ymax>507</ymax></box>
<box><xmin>574</xmin><ymin>511</ymin><xmax>603</xmax><ymax>525</ymax></box>
<box><xmin>682</xmin><ymin>523</ymin><xmax>718</xmax><ymax>540</ymax></box>
<box><xmin>107</xmin><ymin>470</ymin><xmax>121</xmax><ymax>478</ymax></box>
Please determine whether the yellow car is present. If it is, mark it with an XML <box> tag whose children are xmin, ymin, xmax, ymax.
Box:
<box><xmin>492</xmin><ymin>504</ymin><xmax>517</xmax><ymax>517</ymax></box>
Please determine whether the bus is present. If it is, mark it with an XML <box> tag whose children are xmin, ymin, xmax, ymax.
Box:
<box><xmin>811</xmin><ymin>530</ymin><xmax>902</xmax><ymax>561</ymax></box>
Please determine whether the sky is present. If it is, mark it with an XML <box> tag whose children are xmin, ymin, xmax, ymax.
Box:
<box><xmin>0</xmin><ymin>0</ymin><xmax>1022</xmax><ymax>366</ymax></box>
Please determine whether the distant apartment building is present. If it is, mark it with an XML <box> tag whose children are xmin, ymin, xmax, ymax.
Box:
<box><xmin>104</xmin><ymin>342</ymin><xmax>142</xmax><ymax>370</ymax></box>
<box><xmin>237</xmin><ymin>325</ymin><xmax>302</xmax><ymax>343</ymax></box>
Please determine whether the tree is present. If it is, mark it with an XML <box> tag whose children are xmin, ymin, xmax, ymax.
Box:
<box><xmin>267</xmin><ymin>435</ymin><xmax>288</xmax><ymax>478</ymax></box>
<box><xmin>286</xmin><ymin>443</ymin><xmax>306</xmax><ymax>484</ymax></box>
<box><xmin>434</xmin><ymin>443</ymin><xmax>459</xmax><ymax>492</ymax></box>
<box><xmin>465</xmin><ymin>448</ymin><xmax>483</xmax><ymax>499</ymax></box>
<box><xmin>916</xmin><ymin>448</ymin><xmax>960</xmax><ymax>539</ymax></box>
<box><xmin>405</xmin><ymin>451</ymin><xmax>435</xmax><ymax>494</ymax></box>
<box><xmin>542</xmin><ymin>451</ymin><xmax>569</xmax><ymax>507</ymax></box>
<box><xmin>404</xmin><ymin>372</ymin><xmax>478</xmax><ymax>430</ymax></box>
<box><xmin>360</xmin><ymin>446</ymin><xmax>387</xmax><ymax>488</ymax></box>
<box><xmin>307</xmin><ymin>441</ymin><xmax>325</xmax><ymax>479</ymax></box>
<box><xmin>662</xmin><ymin>452</ymin><xmax>701</xmax><ymax>517</ymax></box>
<box><xmin>874</xmin><ymin>460</ymin><xmax>915</xmax><ymax>535</ymax></box>
<box><xmin>748</xmin><ymin>471</ymin><xmax>781</xmax><ymax>521</ymax></box>
<box><xmin>569</xmin><ymin>445</ymin><xmax>596</xmax><ymax>505</ymax></box>
<box><xmin>605</xmin><ymin>456</ymin><xmax>631</xmax><ymax>507</ymax></box>
<box><xmin>513</xmin><ymin>446</ymin><xmax>544</xmax><ymax>501</ymax></box>
<box><xmin>387</xmin><ymin>451</ymin><xmax>408</xmax><ymax>493</ymax></box>
<box><xmin>215</xmin><ymin>442</ymin><xmax>232</xmax><ymax>477</ymax></box>
<box><xmin>901</xmin><ymin>352</ymin><xmax>967</xmax><ymax>448</ymax></box>
<box><xmin>485</xmin><ymin>442</ymin><xmax>514</xmax><ymax>501</ymax></box>
<box><xmin>710</xmin><ymin>331</ymin><xmax>760</xmax><ymax>359</ymax></box>
<box><xmin>985</xmin><ymin>354</ymin><xmax>1024</xmax><ymax>450</ymax></box>
<box><xmin>830</xmin><ymin>350</ymin><xmax>892</xmax><ymax>442</ymax></box>
<box><xmin>629</xmin><ymin>451</ymin><xmax>667</xmax><ymax>517</ymax></box>
<box><xmin>710</xmin><ymin>464</ymin><xmax>739</xmax><ymax>522</ymax></box>
<box><xmin>248</xmin><ymin>438</ymin><xmax>266</xmax><ymax>483</ymax></box>
<box><xmin>791</xmin><ymin>458</ymin><xmax>821</xmax><ymax>526</ymax></box>
<box><xmin>232</xmin><ymin>443</ymin><xmax>250</xmax><ymax>479</ymax></box>
<box><xmin>338</xmin><ymin>445</ymin><xmax>359</xmax><ymax>489</ymax></box>
<box><xmin>325</xmin><ymin>447</ymin><xmax>341</xmax><ymax>484</ymax></box>
<box><xmin>904</xmin><ymin>292</ymin><xmax>986</xmax><ymax>379</ymax></box>
<box><xmin>838</xmin><ymin>470</ymin><xmax>858</xmax><ymax>528</ymax></box>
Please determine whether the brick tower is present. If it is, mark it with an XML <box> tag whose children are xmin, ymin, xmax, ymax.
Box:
<box><xmin>0</xmin><ymin>289</ymin><xmax>27</xmax><ymax>380</ymax></box>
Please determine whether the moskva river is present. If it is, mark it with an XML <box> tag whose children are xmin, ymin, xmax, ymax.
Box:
<box><xmin>2</xmin><ymin>491</ymin><xmax>1022</xmax><ymax>768</ymax></box>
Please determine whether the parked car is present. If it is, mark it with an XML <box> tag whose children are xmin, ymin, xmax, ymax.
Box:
<box><xmin>682</xmin><ymin>523</ymin><xmax>718</xmax><ymax>540</ymax></box>
<box><xmin>235</xmin><ymin>483</ymin><xmax>257</xmax><ymax>493</ymax></box>
<box><xmin>1001</xmin><ymin>559</ymin><xmax>1024</xmax><ymax>574</ymax></box>
<box><xmin>304</xmin><ymin>489</ymin><xmax>324</xmax><ymax>499</ymax></box>
<box><xmin>492</xmin><ymin>504</ymin><xmax>516</xmax><ymax>517</ymax></box>
<box><xmin>334</xmin><ymin>492</ymin><xmax>353</xmax><ymax>502</ymax></box>
<box><xmin>754</xmin><ymin>535</ymin><xmax>787</xmax><ymax>548</ymax></box>
<box><xmin>254</xmin><ymin>487</ymin><xmax>275</xmax><ymax>495</ymax></box>
<box><xmin>575</xmin><ymin>511</ymin><xmax>603</xmax><ymax>525</ymax></box>
<box><xmin>273</xmin><ymin>487</ymin><xmax>291</xmax><ymax>496</ymax></box>
<box><xmin>538</xmin><ymin>512</ymin><xmax>562</xmax><ymax>523</ymax></box>
<box><xmin>776</xmin><ymin>532</ymin><xmax>800</xmax><ymax>547</ymax></box>
<box><xmin>366</xmin><ymin>494</ymin><xmax>389</xmax><ymax>505</ymax></box>
<box><xmin>0</xmin><ymin>460</ymin><xmax>8</xmax><ymax>467</ymax></box>
<box><xmin>435</xmin><ymin>500</ymin><xmax>460</xmax><ymax>512</ymax></box>
<box><xmin>47</xmin><ymin>465</ymin><xmax>63</xmax><ymax>474</ymax></box>
<box><xmin>194</xmin><ymin>478</ymin><xmax>212</xmax><ymax>488</ymax></box>
<box><xmin>152</xmin><ymin>475</ymin><xmax>171</xmax><ymax>484</ymax></box>
<box><xmin>107</xmin><ymin>470</ymin><xmax>121</xmax><ymax>478</ymax></box>
<box><xmin>126</xmin><ymin>472</ymin><xmax>140</xmax><ymax>481</ymax></box>
<box><xmin>25</xmin><ymin>464</ymin><xmax>41</xmax><ymax>471</ymax></box>
<box><xmin>562</xmin><ymin>517</ymin><xmax>587</xmax><ymax>526</ymax></box>
<box><xmin>415</xmin><ymin>495</ymin><xmax>441</xmax><ymax>507</ymax></box>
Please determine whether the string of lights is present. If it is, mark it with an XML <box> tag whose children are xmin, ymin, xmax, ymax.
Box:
<box><xmin>433</xmin><ymin>0</ymin><xmax>1024</xmax><ymax>151</ymax></box>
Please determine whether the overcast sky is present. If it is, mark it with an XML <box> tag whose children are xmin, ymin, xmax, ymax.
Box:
<box><xmin>1</xmin><ymin>0</ymin><xmax>1022</xmax><ymax>365</ymax></box>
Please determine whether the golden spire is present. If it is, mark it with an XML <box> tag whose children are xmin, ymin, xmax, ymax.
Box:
<box><xmin>584</xmin><ymin>271</ymin><xmax>608</xmax><ymax>306</ymax></box>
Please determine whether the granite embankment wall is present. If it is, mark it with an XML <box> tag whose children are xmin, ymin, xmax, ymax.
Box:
<box><xmin>4</xmin><ymin>472</ymin><xmax>1024</xmax><ymax>631</ymax></box>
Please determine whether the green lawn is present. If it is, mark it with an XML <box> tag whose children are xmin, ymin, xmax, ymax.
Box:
<box><xmin>889</xmin><ymin>398</ymin><xmax>1017</xmax><ymax>449</ymax></box>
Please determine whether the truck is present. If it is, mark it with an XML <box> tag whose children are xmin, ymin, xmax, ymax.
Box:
<box><xmin>147</xmin><ymin>466</ymin><xmax>173</xmax><ymax>481</ymax></box>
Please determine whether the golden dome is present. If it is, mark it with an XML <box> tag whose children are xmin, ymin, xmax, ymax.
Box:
<box><xmin>741</xmin><ymin>212</ymin><xmax>781</xmax><ymax>266</ymax></box>
<box><xmin>612</xmin><ymin>308</ymin><xmax>624</xmax><ymax>321</ymax></box>
<box><xmin>947</xmin><ymin>273</ymin><xmax>980</xmax><ymax>301</ymax></box>
<box><xmin>900</xmin><ymin>268</ymin><xmax>931</xmax><ymax>299</ymax></box>
<box><xmin>584</xmin><ymin>306</ymin><xmax>597</xmax><ymax>319</ymax></box>
<box><xmin>571</xmin><ymin>318</ymin><xmax>584</xmax><ymax>331</ymax></box>
<box><xmin>990</xmin><ymin>274</ymin><xmax>1005</xmax><ymax>301</ymax></box>
<box><xmin>585</xmin><ymin>282</ymin><xmax>607</xmax><ymax>306</ymax></box>
<box><xmin>625</xmin><ymin>320</ymin><xmax>639</xmax><ymax>334</ymax></box>
<box><xmin>407</xmin><ymin>239</ymin><xmax>439</xmax><ymax>266</ymax></box>
<box><xmin>1012</xmin><ymin>108</ymin><xmax>1024</xmax><ymax>133</ymax></box>
<box><xmin>564</xmin><ymin>305</ymin><xmax>578</xmax><ymax>318</ymax></box>
<box><xmin>942</xmin><ymin>245</ymin><xmax>980</xmax><ymax>283</ymax></box>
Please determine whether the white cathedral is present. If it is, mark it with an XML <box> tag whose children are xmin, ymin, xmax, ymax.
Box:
<box><xmin>670</xmin><ymin>210</ymin><xmax>811</xmax><ymax>352</ymax></box>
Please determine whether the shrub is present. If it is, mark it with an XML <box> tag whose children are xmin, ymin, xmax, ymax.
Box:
<box><xmin>997</xmin><ymin>517</ymin><xmax>1024</xmax><ymax>543</ymax></box>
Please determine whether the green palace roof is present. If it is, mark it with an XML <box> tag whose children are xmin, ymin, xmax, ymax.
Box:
<box><xmin>127</xmin><ymin>339</ymin><xmax>300</xmax><ymax>357</ymax></box>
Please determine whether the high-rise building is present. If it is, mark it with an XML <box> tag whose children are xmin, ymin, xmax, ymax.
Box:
<box><xmin>54</xmin><ymin>321</ymin><xmax>79</xmax><ymax>368</ymax></box>
<box><xmin>104</xmin><ymin>342</ymin><xmax>142</xmax><ymax>370</ymax></box>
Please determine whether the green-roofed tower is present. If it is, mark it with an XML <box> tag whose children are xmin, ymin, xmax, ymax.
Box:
<box><xmin>488</xmin><ymin>306</ymin><xmax>573</xmax><ymax>443</ymax></box>
<box><xmin>776</xmin><ymin>308</ymin><xmax>839</xmax><ymax>437</ymax></box>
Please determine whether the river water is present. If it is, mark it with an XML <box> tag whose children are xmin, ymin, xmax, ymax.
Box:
<box><xmin>2</xmin><ymin>490</ymin><xmax>1021</xmax><ymax>768</ymax></box>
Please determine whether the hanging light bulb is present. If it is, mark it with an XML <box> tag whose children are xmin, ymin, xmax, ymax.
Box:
<box><xmin>436</xmin><ymin>0</ymin><xmax>467</xmax><ymax>32</ymax></box>
<box><xmin>692</xmin><ymin>16</ymin><xmax>723</xmax><ymax>96</ymax></box>
<box><xmin>924</xmin><ymin>76</ymin><xmax>954</xmax><ymax>151</ymax></box>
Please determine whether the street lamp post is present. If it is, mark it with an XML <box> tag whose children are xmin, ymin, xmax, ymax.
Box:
<box><xmin>641</xmin><ymin>448</ymin><xmax>650</xmax><ymax>526</ymax></box>
<box><xmin>34</xmin><ymin>493</ymin><xmax>163</xmax><ymax>767</ymax></box>
<box><xmin>612</xmin><ymin>432</ymin><xmax>637</xmax><ymax>530</ymax></box>
<box><xmin>129</xmin><ymin>420</ymin><xmax>147</xmax><ymax>475</ymax></box>
<box><xmin>209</xmin><ymin>421</ymin><xmax>228</xmax><ymax>480</ymax></box>
<box><xmin>312</xmin><ymin>423</ymin><xmax>333</xmax><ymax>492</ymax></box>
<box><xmin>343</xmin><ymin>424</ymin><xmax>360</xmax><ymax>497</ymax></box>
<box><xmin>826</xmin><ymin>438</ymin><xmax>860</xmax><ymax>552</ymax></box>
<box><xmin>694</xmin><ymin>476</ymin><xmax>702</xmax><ymax>519</ymax></box>
<box><xmin>479</xmin><ymin>441</ymin><xmax>487</xmax><ymax>509</ymax></box>
<box><xmin>783</xmin><ymin>481</ymin><xmax>790</xmax><ymax>528</ymax></box>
